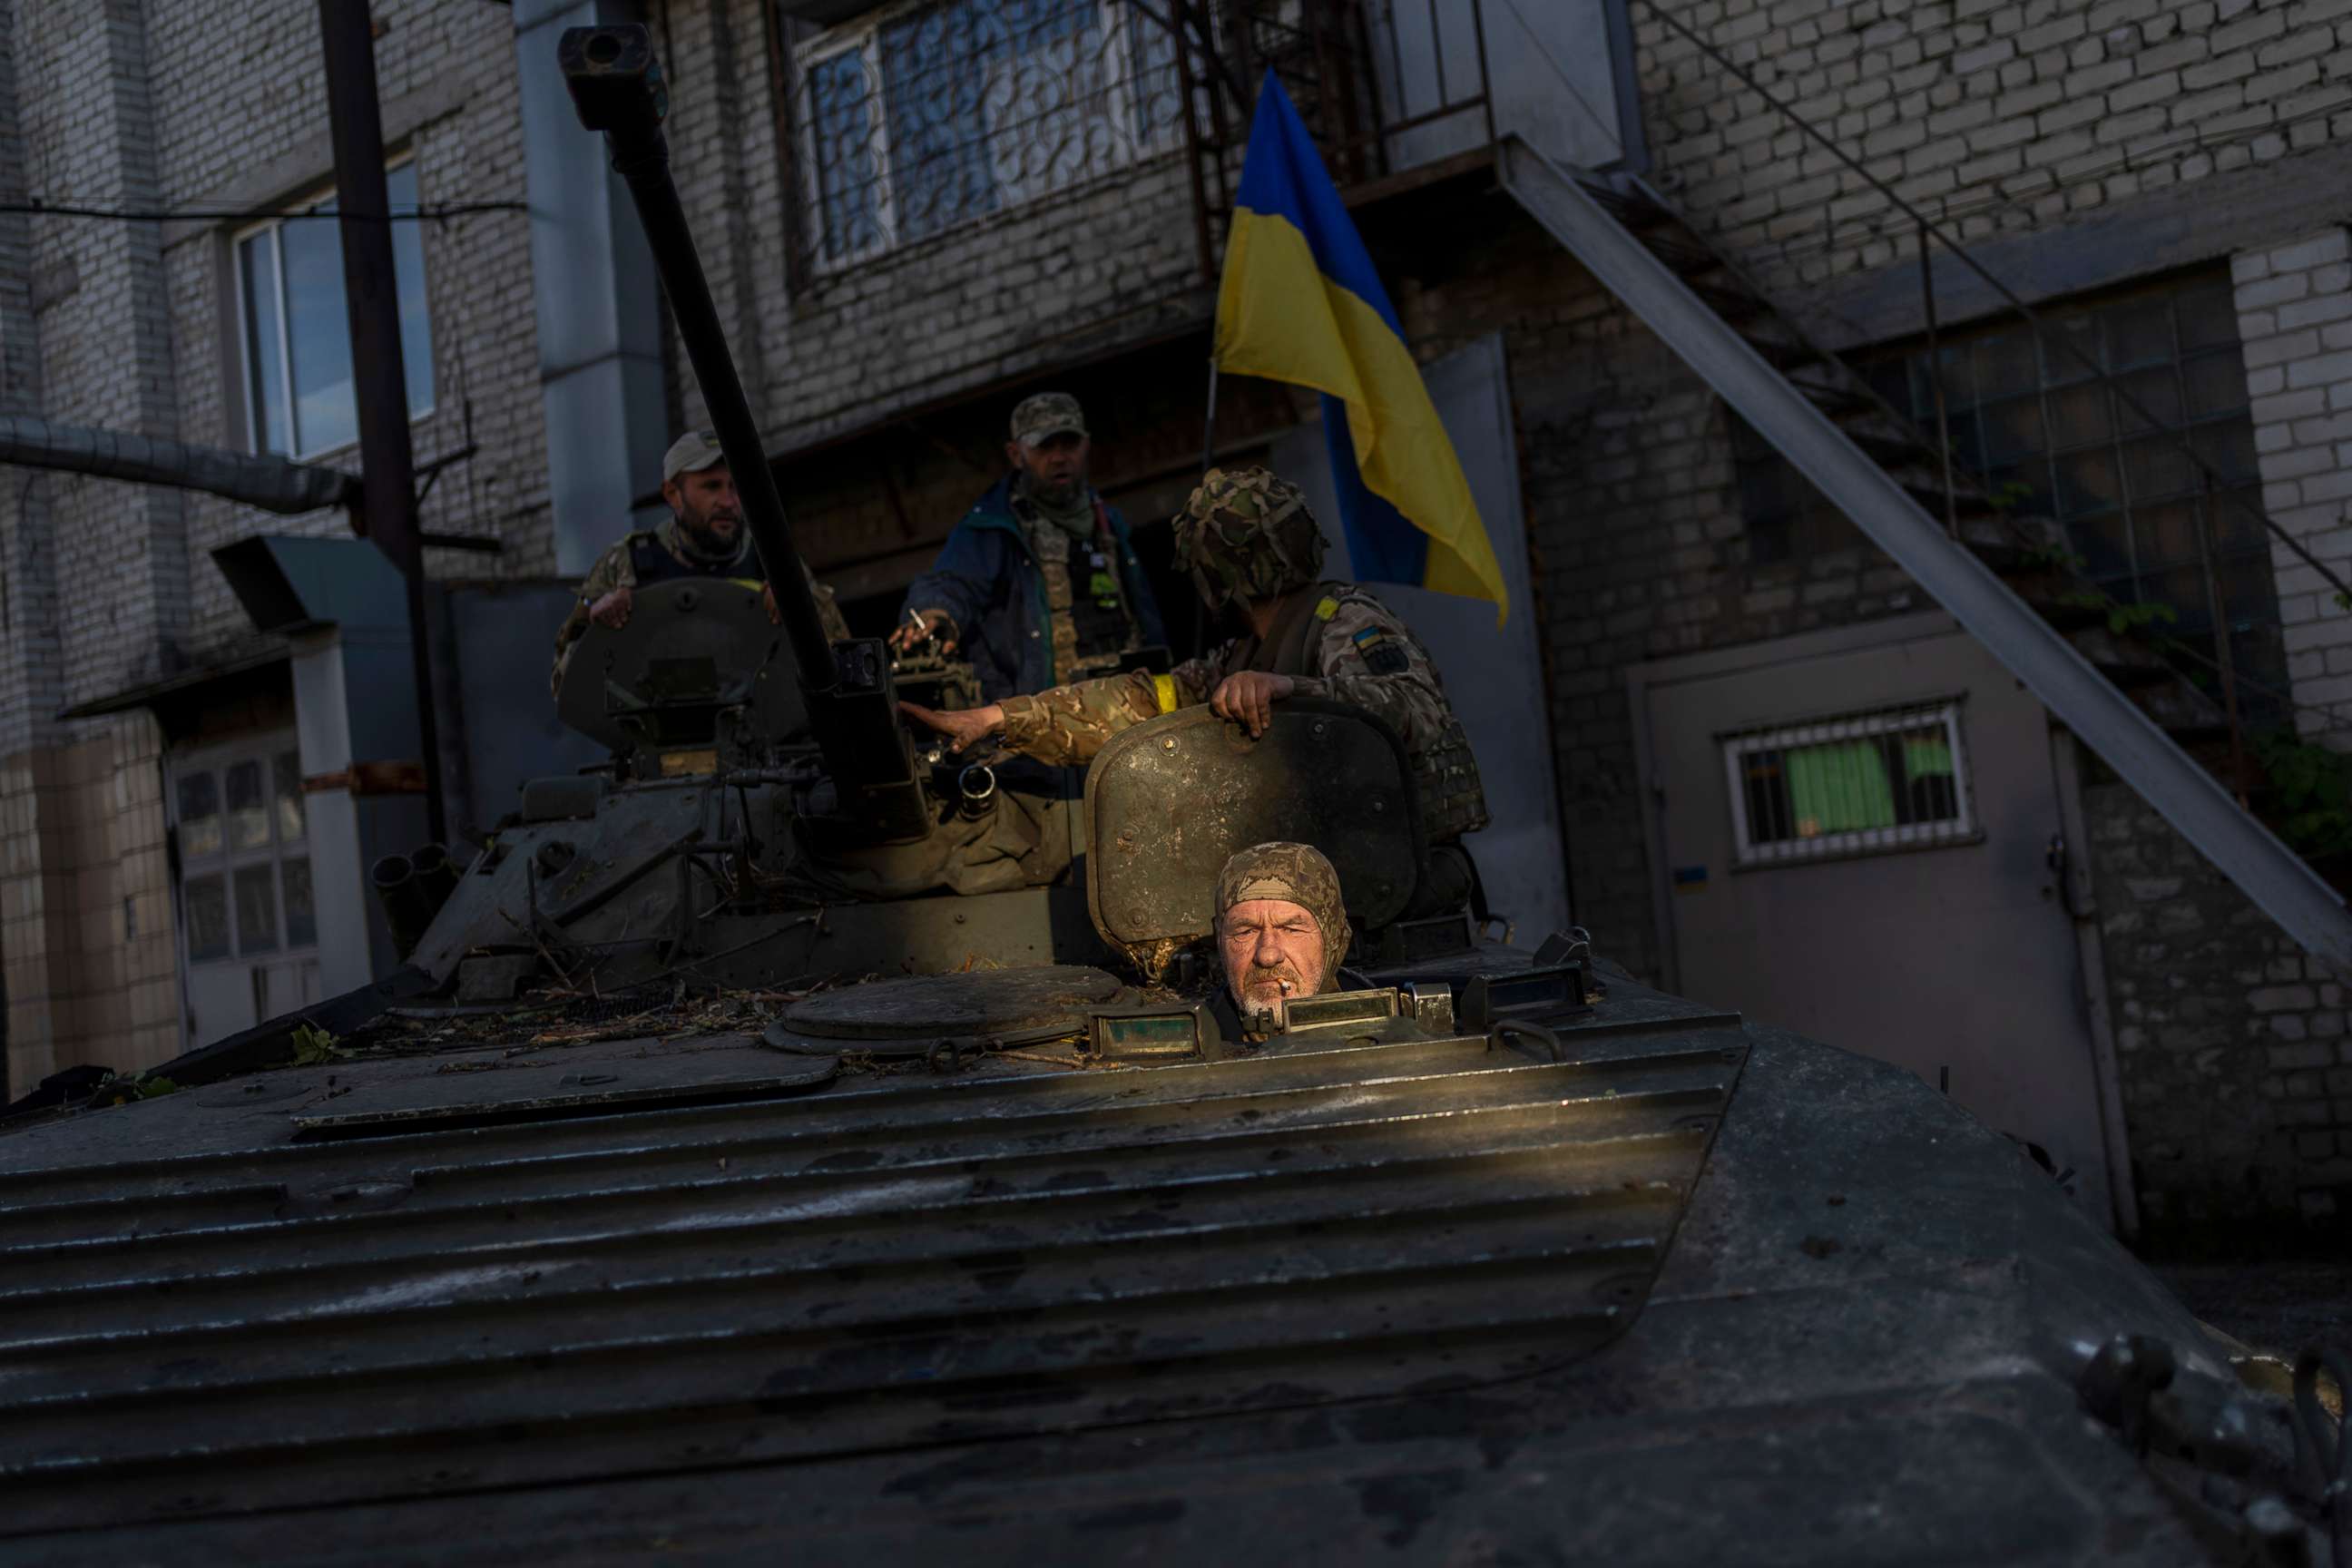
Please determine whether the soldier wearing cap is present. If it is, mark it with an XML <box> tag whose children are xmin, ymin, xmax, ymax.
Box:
<box><xmin>890</xmin><ymin>392</ymin><xmax>1165</xmax><ymax>701</ymax></box>
<box><xmin>901</xmin><ymin>465</ymin><xmax>1489</xmax><ymax>917</ymax></box>
<box><xmin>550</xmin><ymin>429</ymin><xmax>848</xmax><ymax>698</ymax></box>
<box><xmin>1211</xmin><ymin>841</ymin><xmax>1349</xmax><ymax>1040</ymax></box>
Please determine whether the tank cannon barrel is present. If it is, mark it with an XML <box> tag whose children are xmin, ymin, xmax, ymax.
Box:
<box><xmin>558</xmin><ymin>24</ymin><xmax>931</xmax><ymax>839</ymax></box>
<box><xmin>556</xmin><ymin>25</ymin><xmax>833</xmax><ymax>684</ymax></box>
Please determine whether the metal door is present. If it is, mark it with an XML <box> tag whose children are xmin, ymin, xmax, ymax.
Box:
<box><xmin>1634</xmin><ymin>614</ymin><xmax>2118</xmax><ymax>1223</ymax></box>
<box><xmin>168</xmin><ymin>735</ymin><xmax>323</xmax><ymax>1047</ymax></box>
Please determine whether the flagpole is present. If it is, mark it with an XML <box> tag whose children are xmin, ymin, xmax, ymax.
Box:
<box><xmin>1201</xmin><ymin>355</ymin><xmax>1220</xmax><ymax>474</ymax></box>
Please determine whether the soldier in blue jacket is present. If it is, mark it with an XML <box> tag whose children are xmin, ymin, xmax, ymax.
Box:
<box><xmin>890</xmin><ymin>392</ymin><xmax>1165</xmax><ymax>701</ymax></box>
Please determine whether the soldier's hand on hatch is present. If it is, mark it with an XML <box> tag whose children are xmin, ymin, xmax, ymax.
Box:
<box><xmin>899</xmin><ymin>700</ymin><xmax>1004</xmax><ymax>754</ymax></box>
<box><xmin>588</xmin><ymin>585</ymin><xmax>634</xmax><ymax>629</ymax></box>
<box><xmin>1210</xmin><ymin>671</ymin><xmax>1295</xmax><ymax>738</ymax></box>
<box><xmin>889</xmin><ymin>608</ymin><xmax>956</xmax><ymax>653</ymax></box>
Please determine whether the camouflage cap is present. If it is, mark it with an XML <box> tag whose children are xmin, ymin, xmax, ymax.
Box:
<box><xmin>662</xmin><ymin>429</ymin><xmax>727</xmax><ymax>484</ymax></box>
<box><xmin>1171</xmin><ymin>466</ymin><xmax>1328</xmax><ymax>609</ymax></box>
<box><xmin>1010</xmin><ymin>392</ymin><xmax>1087</xmax><ymax>448</ymax></box>
<box><xmin>1214</xmin><ymin>840</ymin><xmax>1350</xmax><ymax>968</ymax></box>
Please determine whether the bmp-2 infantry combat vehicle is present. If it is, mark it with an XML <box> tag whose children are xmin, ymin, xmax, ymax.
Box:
<box><xmin>0</xmin><ymin>26</ymin><xmax>2346</xmax><ymax>1568</ymax></box>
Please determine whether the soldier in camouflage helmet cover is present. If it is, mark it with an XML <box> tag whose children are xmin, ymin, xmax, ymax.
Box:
<box><xmin>1214</xmin><ymin>841</ymin><xmax>1349</xmax><ymax>1025</ymax></box>
<box><xmin>550</xmin><ymin>430</ymin><xmax>847</xmax><ymax>700</ymax></box>
<box><xmin>1174</xmin><ymin>465</ymin><xmax>1328</xmax><ymax>607</ymax></box>
<box><xmin>903</xmin><ymin>465</ymin><xmax>1490</xmax><ymax>917</ymax></box>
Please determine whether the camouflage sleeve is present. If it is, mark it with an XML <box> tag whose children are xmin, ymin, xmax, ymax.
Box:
<box><xmin>995</xmin><ymin>653</ymin><xmax>1220</xmax><ymax>767</ymax></box>
<box><xmin>549</xmin><ymin>540</ymin><xmax>639</xmax><ymax>700</ymax></box>
<box><xmin>1289</xmin><ymin>593</ymin><xmax>1457</xmax><ymax>753</ymax></box>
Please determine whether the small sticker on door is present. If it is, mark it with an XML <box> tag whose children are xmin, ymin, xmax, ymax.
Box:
<box><xmin>1673</xmin><ymin>866</ymin><xmax>1708</xmax><ymax>894</ymax></box>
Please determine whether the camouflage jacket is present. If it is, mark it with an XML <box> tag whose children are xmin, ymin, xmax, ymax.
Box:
<box><xmin>550</xmin><ymin>520</ymin><xmax>848</xmax><ymax>698</ymax></box>
<box><xmin>997</xmin><ymin>583</ymin><xmax>1490</xmax><ymax>841</ymax></box>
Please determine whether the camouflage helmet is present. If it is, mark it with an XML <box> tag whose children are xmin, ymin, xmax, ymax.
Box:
<box><xmin>1214</xmin><ymin>839</ymin><xmax>1350</xmax><ymax>973</ymax></box>
<box><xmin>1171</xmin><ymin>466</ymin><xmax>1328</xmax><ymax>609</ymax></box>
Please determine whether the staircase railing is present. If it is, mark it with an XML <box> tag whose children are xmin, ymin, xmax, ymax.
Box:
<box><xmin>1633</xmin><ymin>0</ymin><xmax>2352</xmax><ymax>797</ymax></box>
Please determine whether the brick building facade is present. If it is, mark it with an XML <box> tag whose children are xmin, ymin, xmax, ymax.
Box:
<box><xmin>2</xmin><ymin>0</ymin><xmax>2349</xmax><ymax>1245</ymax></box>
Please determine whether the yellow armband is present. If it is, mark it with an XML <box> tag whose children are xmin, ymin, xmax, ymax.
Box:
<box><xmin>1152</xmin><ymin>673</ymin><xmax>1180</xmax><ymax>714</ymax></box>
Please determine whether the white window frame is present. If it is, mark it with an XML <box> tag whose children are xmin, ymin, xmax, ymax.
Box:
<box><xmin>791</xmin><ymin>0</ymin><xmax>1182</xmax><ymax>273</ymax></box>
<box><xmin>167</xmin><ymin>734</ymin><xmax>318</xmax><ymax>972</ymax></box>
<box><xmin>1720</xmin><ymin>698</ymin><xmax>1979</xmax><ymax>868</ymax></box>
<box><xmin>232</xmin><ymin>154</ymin><xmax>435</xmax><ymax>460</ymax></box>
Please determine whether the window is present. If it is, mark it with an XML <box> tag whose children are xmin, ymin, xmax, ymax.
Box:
<box><xmin>172</xmin><ymin>742</ymin><xmax>316</xmax><ymax>963</ymax></box>
<box><xmin>793</xmin><ymin>0</ymin><xmax>1183</xmax><ymax>268</ymax></box>
<box><xmin>1732</xmin><ymin>271</ymin><xmax>2281</xmax><ymax>705</ymax></box>
<box><xmin>1723</xmin><ymin>699</ymin><xmax>1976</xmax><ymax>867</ymax></box>
<box><xmin>236</xmin><ymin>161</ymin><xmax>435</xmax><ymax>457</ymax></box>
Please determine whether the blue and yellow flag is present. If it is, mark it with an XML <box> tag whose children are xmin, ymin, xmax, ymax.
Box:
<box><xmin>1214</xmin><ymin>71</ymin><xmax>1507</xmax><ymax>622</ymax></box>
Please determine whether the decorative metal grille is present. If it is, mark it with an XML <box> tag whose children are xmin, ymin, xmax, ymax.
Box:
<box><xmin>790</xmin><ymin>0</ymin><xmax>1187</xmax><ymax>270</ymax></box>
<box><xmin>1730</xmin><ymin>270</ymin><xmax>2283</xmax><ymax>711</ymax></box>
<box><xmin>1721</xmin><ymin>698</ymin><xmax>1977</xmax><ymax>867</ymax></box>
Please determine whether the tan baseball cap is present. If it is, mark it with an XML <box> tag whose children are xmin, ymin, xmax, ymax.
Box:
<box><xmin>662</xmin><ymin>429</ymin><xmax>727</xmax><ymax>484</ymax></box>
<box><xmin>1009</xmin><ymin>392</ymin><xmax>1086</xmax><ymax>448</ymax></box>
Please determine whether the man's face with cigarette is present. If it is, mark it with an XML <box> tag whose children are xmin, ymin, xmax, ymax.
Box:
<box><xmin>1217</xmin><ymin>898</ymin><xmax>1329</xmax><ymax>1014</ymax></box>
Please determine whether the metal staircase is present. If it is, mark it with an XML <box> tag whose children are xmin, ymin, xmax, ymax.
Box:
<box><xmin>1495</xmin><ymin>137</ymin><xmax>2352</xmax><ymax>972</ymax></box>
<box><xmin>1570</xmin><ymin>176</ymin><xmax>2222</xmax><ymax>741</ymax></box>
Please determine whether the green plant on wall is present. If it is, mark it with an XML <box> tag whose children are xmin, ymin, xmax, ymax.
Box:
<box><xmin>2251</xmin><ymin>728</ymin><xmax>2352</xmax><ymax>866</ymax></box>
<box><xmin>2055</xmin><ymin>588</ymin><xmax>2180</xmax><ymax>639</ymax></box>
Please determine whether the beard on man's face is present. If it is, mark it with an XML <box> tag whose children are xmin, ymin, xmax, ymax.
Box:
<box><xmin>679</xmin><ymin>496</ymin><xmax>741</xmax><ymax>550</ymax></box>
<box><xmin>1022</xmin><ymin>448</ymin><xmax>1086</xmax><ymax>507</ymax></box>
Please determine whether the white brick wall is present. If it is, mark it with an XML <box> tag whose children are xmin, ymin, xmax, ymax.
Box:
<box><xmin>0</xmin><ymin>1</ymin><xmax>551</xmax><ymax>697</ymax></box>
<box><xmin>2236</xmin><ymin>226</ymin><xmax>2352</xmax><ymax>742</ymax></box>
<box><xmin>1642</xmin><ymin>0</ymin><xmax>2352</xmax><ymax>293</ymax></box>
<box><xmin>660</xmin><ymin>0</ymin><xmax>1210</xmax><ymax>462</ymax></box>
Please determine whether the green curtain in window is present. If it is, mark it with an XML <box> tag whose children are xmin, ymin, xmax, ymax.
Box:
<box><xmin>1902</xmin><ymin>730</ymin><xmax>1954</xmax><ymax>780</ymax></box>
<box><xmin>1787</xmin><ymin>740</ymin><xmax>1896</xmax><ymax>836</ymax></box>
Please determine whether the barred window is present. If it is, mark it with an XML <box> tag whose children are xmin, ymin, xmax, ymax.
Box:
<box><xmin>1723</xmin><ymin>700</ymin><xmax>1976</xmax><ymax>867</ymax></box>
<box><xmin>1730</xmin><ymin>270</ymin><xmax>2280</xmax><ymax>705</ymax></box>
<box><xmin>792</xmin><ymin>0</ymin><xmax>1183</xmax><ymax>269</ymax></box>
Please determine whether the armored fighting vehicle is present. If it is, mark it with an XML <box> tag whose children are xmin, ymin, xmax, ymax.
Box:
<box><xmin>0</xmin><ymin>26</ymin><xmax>2343</xmax><ymax>1567</ymax></box>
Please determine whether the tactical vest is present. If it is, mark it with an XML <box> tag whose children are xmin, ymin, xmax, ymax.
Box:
<box><xmin>1025</xmin><ymin>497</ymin><xmax>1136</xmax><ymax>679</ymax></box>
<box><xmin>630</xmin><ymin>530</ymin><xmax>749</xmax><ymax>586</ymax></box>
<box><xmin>1216</xmin><ymin>582</ymin><xmax>1491</xmax><ymax>845</ymax></box>
<box><xmin>1067</xmin><ymin>504</ymin><xmax>1135</xmax><ymax>662</ymax></box>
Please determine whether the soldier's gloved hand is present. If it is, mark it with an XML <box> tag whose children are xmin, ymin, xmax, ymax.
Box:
<box><xmin>899</xmin><ymin>700</ymin><xmax>1004</xmax><ymax>754</ymax></box>
<box><xmin>1210</xmin><ymin>671</ymin><xmax>1295</xmax><ymax>739</ymax></box>
<box><xmin>589</xmin><ymin>585</ymin><xmax>634</xmax><ymax>630</ymax></box>
<box><xmin>889</xmin><ymin>609</ymin><xmax>957</xmax><ymax>653</ymax></box>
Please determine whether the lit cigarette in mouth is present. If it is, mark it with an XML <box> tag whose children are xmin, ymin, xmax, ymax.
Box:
<box><xmin>1279</xmin><ymin>979</ymin><xmax>1294</xmax><ymax>995</ymax></box>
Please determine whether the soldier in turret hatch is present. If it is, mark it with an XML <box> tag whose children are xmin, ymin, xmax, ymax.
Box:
<box><xmin>1210</xmin><ymin>841</ymin><xmax>1349</xmax><ymax>1041</ymax></box>
<box><xmin>900</xmin><ymin>466</ymin><xmax>1489</xmax><ymax>917</ymax></box>
<box><xmin>887</xmin><ymin>392</ymin><xmax>1165</xmax><ymax>701</ymax></box>
<box><xmin>550</xmin><ymin>429</ymin><xmax>848</xmax><ymax>698</ymax></box>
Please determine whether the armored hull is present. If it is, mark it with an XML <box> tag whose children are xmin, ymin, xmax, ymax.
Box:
<box><xmin>3</xmin><ymin>24</ymin><xmax>2323</xmax><ymax>1562</ymax></box>
<box><xmin>0</xmin><ymin>956</ymin><xmax>2318</xmax><ymax>1565</ymax></box>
